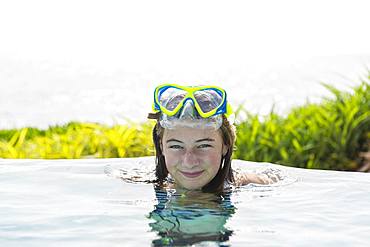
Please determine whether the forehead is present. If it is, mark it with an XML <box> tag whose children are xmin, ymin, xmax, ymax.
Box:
<box><xmin>163</xmin><ymin>127</ymin><xmax>222</xmax><ymax>141</ymax></box>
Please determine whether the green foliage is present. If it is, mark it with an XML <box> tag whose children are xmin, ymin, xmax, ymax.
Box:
<box><xmin>0</xmin><ymin>122</ymin><xmax>155</xmax><ymax>159</ymax></box>
<box><xmin>234</xmin><ymin>79</ymin><xmax>370</xmax><ymax>171</ymax></box>
<box><xmin>0</xmin><ymin>75</ymin><xmax>369</xmax><ymax>171</ymax></box>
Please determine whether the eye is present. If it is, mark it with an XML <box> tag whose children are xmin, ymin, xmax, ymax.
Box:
<box><xmin>197</xmin><ymin>144</ymin><xmax>213</xmax><ymax>149</ymax></box>
<box><xmin>168</xmin><ymin>145</ymin><xmax>183</xmax><ymax>149</ymax></box>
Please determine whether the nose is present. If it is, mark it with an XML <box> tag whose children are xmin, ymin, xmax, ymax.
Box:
<box><xmin>182</xmin><ymin>150</ymin><xmax>199</xmax><ymax>168</ymax></box>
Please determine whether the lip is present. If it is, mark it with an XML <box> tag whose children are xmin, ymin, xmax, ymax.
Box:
<box><xmin>180</xmin><ymin>170</ymin><xmax>204</xmax><ymax>178</ymax></box>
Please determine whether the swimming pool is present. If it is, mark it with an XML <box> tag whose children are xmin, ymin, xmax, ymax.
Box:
<box><xmin>1</xmin><ymin>157</ymin><xmax>369</xmax><ymax>246</ymax></box>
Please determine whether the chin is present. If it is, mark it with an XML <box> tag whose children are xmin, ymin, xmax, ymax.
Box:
<box><xmin>181</xmin><ymin>182</ymin><xmax>204</xmax><ymax>191</ymax></box>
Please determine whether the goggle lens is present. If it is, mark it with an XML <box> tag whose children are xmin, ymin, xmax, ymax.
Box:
<box><xmin>194</xmin><ymin>89</ymin><xmax>223</xmax><ymax>113</ymax></box>
<box><xmin>158</xmin><ymin>87</ymin><xmax>186</xmax><ymax>111</ymax></box>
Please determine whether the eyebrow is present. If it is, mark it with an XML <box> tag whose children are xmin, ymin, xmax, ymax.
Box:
<box><xmin>166</xmin><ymin>138</ymin><xmax>215</xmax><ymax>143</ymax></box>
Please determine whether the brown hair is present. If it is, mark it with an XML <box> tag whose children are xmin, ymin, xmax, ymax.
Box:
<box><xmin>148</xmin><ymin>112</ymin><xmax>236</xmax><ymax>193</ymax></box>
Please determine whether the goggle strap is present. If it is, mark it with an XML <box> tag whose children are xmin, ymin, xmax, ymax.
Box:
<box><xmin>225</xmin><ymin>103</ymin><xmax>233</xmax><ymax>117</ymax></box>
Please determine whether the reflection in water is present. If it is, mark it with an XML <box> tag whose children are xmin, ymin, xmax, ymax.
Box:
<box><xmin>105</xmin><ymin>162</ymin><xmax>293</xmax><ymax>245</ymax></box>
<box><xmin>148</xmin><ymin>186</ymin><xmax>236</xmax><ymax>246</ymax></box>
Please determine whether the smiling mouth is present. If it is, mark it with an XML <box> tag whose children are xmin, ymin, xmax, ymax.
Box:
<box><xmin>180</xmin><ymin>170</ymin><xmax>204</xmax><ymax>178</ymax></box>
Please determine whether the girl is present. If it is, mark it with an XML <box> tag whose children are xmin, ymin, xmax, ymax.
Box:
<box><xmin>148</xmin><ymin>84</ymin><xmax>273</xmax><ymax>193</ymax></box>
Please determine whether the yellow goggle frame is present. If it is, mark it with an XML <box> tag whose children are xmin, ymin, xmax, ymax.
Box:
<box><xmin>153</xmin><ymin>84</ymin><xmax>233</xmax><ymax>118</ymax></box>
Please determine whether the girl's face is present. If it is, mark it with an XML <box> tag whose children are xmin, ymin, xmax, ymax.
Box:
<box><xmin>161</xmin><ymin>127</ymin><xmax>227</xmax><ymax>190</ymax></box>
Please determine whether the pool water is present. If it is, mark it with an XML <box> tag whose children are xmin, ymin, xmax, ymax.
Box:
<box><xmin>1</xmin><ymin>157</ymin><xmax>369</xmax><ymax>246</ymax></box>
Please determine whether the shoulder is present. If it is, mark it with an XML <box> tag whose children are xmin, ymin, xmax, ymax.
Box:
<box><xmin>233</xmin><ymin>170</ymin><xmax>274</xmax><ymax>186</ymax></box>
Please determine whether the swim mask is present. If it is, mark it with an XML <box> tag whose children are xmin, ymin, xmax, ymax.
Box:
<box><xmin>152</xmin><ymin>84</ymin><xmax>233</xmax><ymax>130</ymax></box>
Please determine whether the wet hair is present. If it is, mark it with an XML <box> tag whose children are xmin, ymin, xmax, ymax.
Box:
<box><xmin>147</xmin><ymin>112</ymin><xmax>236</xmax><ymax>193</ymax></box>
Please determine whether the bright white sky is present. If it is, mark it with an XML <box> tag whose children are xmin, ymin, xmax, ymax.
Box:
<box><xmin>0</xmin><ymin>0</ymin><xmax>369</xmax><ymax>73</ymax></box>
<box><xmin>0</xmin><ymin>0</ymin><xmax>370</xmax><ymax>128</ymax></box>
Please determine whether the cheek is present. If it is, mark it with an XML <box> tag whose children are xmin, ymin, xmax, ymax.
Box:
<box><xmin>196</xmin><ymin>150</ymin><xmax>222</xmax><ymax>165</ymax></box>
<box><xmin>162</xmin><ymin>149</ymin><xmax>179</xmax><ymax>168</ymax></box>
<box><xmin>208</xmin><ymin>152</ymin><xmax>223</xmax><ymax>166</ymax></box>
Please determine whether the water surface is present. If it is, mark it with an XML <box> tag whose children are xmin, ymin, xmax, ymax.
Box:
<box><xmin>1</xmin><ymin>157</ymin><xmax>369</xmax><ymax>246</ymax></box>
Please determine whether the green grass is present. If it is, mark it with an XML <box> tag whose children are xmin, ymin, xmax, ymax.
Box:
<box><xmin>0</xmin><ymin>122</ymin><xmax>155</xmax><ymax>159</ymax></box>
<box><xmin>234</xmin><ymin>78</ymin><xmax>369</xmax><ymax>171</ymax></box>
<box><xmin>0</xmin><ymin>75</ymin><xmax>369</xmax><ymax>171</ymax></box>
